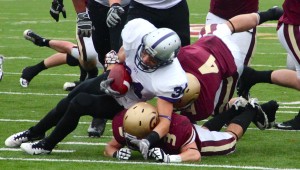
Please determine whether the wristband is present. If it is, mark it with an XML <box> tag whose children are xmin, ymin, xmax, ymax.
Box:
<box><xmin>169</xmin><ymin>155</ymin><xmax>182</xmax><ymax>163</ymax></box>
<box><xmin>145</xmin><ymin>131</ymin><xmax>160</xmax><ymax>147</ymax></box>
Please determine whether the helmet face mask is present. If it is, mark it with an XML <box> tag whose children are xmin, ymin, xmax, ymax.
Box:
<box><xmin>134</xmin><ymin>28</ymin><xmax>181</xmax><ymax>73</ymax></box>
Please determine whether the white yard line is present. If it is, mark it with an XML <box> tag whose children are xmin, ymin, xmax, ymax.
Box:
<box><xmin>0</xmin><ymin>157</ymin><xmax>298</xmax><ymax>170</ymax></box>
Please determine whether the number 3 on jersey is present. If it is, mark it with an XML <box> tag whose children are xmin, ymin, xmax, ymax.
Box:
<box><xmin>198</xmin><ymin>55</ymin><xmax>219</xmax><ymax>74</ymax></box>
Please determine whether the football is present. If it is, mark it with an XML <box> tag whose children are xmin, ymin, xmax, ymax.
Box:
<box><xmin>108</xmin><ymin>64</ymin><xmax>132</xmax><ymax>95</ymax></box>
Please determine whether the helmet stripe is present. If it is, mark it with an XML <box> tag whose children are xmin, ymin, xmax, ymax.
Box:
<box><xmin>151</xmin><ymin>32</ymin><xmax>175</xmax><ymax>49</ymax></box>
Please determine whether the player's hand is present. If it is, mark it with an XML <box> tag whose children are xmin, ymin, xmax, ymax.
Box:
<box><xmin>130</xmin><ymin>139</ymin><xmax>150</xmax><ymax>160</ymax></box>
<box><xmin>106</xmin><ymin>3</ymin><xmax>125</xmax><ymax>28</ymax></box>
<box><xmin>113</xmin><ymin>148</ymin><xmax>131</xmax><ymax>160</ymax></box>
<box><xmin>100</xmin><ymin>78</ymin><xmax>121</xmax><ymax>96</ymax></box>
<box><xmin>50</xmin><ymin>0</ymin><xmax>66</xmax><ymax>22</ymax></box>
<box><xmin>148</xmin><ymin>148</ymin><xmax>170</xmax><ymax>163</ymax></box>
<box><xmin>77</xmin><ymin>12</ymin><xmax>92</xmax><ymax>37</ymax></box>
<box><xmin>105</xmin><ymin>50</ymin><xmax>119</xmax><ymax>69</ymax></box>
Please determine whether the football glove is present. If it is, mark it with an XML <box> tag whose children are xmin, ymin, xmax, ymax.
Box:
<box><xmin>50</xmin><ymin>0</ymin><xmax>66</xmax><ymax>22</ymax></box>
<box><xmin>148</xmin><ymin>148</ymin><xmax>170</xmax><ymax>163</ymax></box>
<box><xmin>130</xmin><ymin>139</ymin><xmax>150</xmax><ymax>160</ymax></box>
<box><xmin>106</xmin><ymin>3</ymin><xmax>125</xmax><ymax>28</ymax></box>
<box><xmin>148</xmin><ymin>148</ymin><xmax>182</xmax><ymax>163</ymax></box>
<box><xmin>77</xmin><ymin>12</ymin><xmax>92</xmax><ymax>37</ymax></box>
<box><xmin>100</xmin><ymin>78</ymin><xmax>121</xmax><ymax>96</ymax></box>
<box><xmin>105</xmin><ymin>50</ymin><xmax>119</xmax><ymax>69</ymax></box>
<box><xmin>113</xmin><ymin>148</ymin><xmax>131</xmax><ymax>160</ymax></box>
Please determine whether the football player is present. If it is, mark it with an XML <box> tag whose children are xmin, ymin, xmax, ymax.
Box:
<box><xmin>20</xmin><ymin>29</ymin><xmax>100</xmax><ymax>88</ymax></box>
<box><xmin>238</xmin><ymin>0</ymin><xmax>300</xmax><ymax>130</ymax></box>
<box><xmin>125</xmin><ymin>0</ymin><xmax>191</xmax><ymax>46</ymax></box>
<box><xmin>105</xmin><ymin>100</ymin><xmax>278</xmax><ymax>162</ymax></box>
<box><xmin>4</xmin><ymin>11</ymin><xmax>280</xmax><ymax>156</ymax></box>
<box><xmin>206</xmin><ymin>0</ymin><xmax>260</xmax><ymax>66</ymax></box>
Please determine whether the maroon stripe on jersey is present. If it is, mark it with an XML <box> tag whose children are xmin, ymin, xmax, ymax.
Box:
<box><xmin>284</xmin><ymin>24</ymin><xmax>300</xmax><ymax>64</ymax></box>
<box><xmin>244</xmin><ymin>28</ymin><xmax>257</xmax><ymax>66</ymax></box>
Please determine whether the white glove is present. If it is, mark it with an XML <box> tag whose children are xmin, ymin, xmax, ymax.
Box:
<box><xmin>148</xmin><ymin>148</ymin><xmax>169</xmax><ymax>163</ymax></box>
<box><xmin>149</xmin><ymin>148</ymin><xmax>182</xmax><ymax>163</ymax></box>
<box><xmin>100</xmin><ymin>78</ymin><xmax>121</xmax><ymax>96</ymax></box>
<box><xmin>105</xmin><ymin>50</ymin><xmax>119</xmax><ymax>69</ymax></box>
<box><xmin>113</xmin><ymin>148</ymin><xmax>131</xmax><ymax>160</ymax></box>
<box><xmin>106</xmin><ymin>3</ymin><xmax>125</xmax><ymax>27</ymax></box>
<box><xmin>130</xmin><ymin>139</ymin><xmax>150</xmax><ymax>160</ymax></box>
<box><xmin>77</xmin><ymin>12</ymin><xmax>92</xmax><ymax>37</ymax></box>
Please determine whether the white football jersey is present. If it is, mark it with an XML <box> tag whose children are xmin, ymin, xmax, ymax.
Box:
<box><xmin>94</xmin><ymin>0</ymin><xmax>130</xmax><ymax>7</ymax></box>
<box><xmin>116</xmin><ymin>18</ymin><xmax>187</xmax><ymax>109</ymax></box>
<box><xmin>134</xmin><ymin>0</ymin><xmax>182</xmax><ymax>9</ymax></box>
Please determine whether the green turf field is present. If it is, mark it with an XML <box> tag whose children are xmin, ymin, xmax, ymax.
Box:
<box><xmin>0</xmin><ymin>0</ymin><xmax>299</xmax><ymax>169</ymax></box>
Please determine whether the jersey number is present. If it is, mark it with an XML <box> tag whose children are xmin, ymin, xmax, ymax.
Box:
<box><xmin>198</xmin><ymin>55</ymin><xmax>219</xmax><ymax>74</ymax></box>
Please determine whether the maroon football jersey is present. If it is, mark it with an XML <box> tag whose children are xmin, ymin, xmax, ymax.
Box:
<box><xmin>112</xmin><ymin>111</ymin><xmax>196</xmax><ymax>155</ymax></box>
<box><xmin>278</xmin><ymin>0</ymin><xmax>300</xmax><ymax>25</ymax></box>
<box><xmin>177</xmin><ymin>35</ymin><xmax>238</xmax><ymax>121</ymax></box>
<box><xmin>210</xmin><ymin>0</ymin><xmax>259</xmax><ymax>20</ymax></box>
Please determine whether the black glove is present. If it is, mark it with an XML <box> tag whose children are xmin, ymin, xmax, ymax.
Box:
<box><xmin>106</xmin><ymin>3</ymin><xmax>125</xmax><ymax>28</ymax></box>
<box><xmin>77</xmin><ymin>12</ymin><xmax>92</xmax><ymax>37</ymax></box>
<box><xmin>148</xmin><ymin>148</ymin><xmax>170</xmax><ymax>163</ymax></box>
<box><xmin>50</xmin><ymin>0</ymin><xmax>66</xmax><ymax>22</ymax></box>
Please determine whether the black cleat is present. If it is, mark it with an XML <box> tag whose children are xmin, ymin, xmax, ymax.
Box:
<box><xmin>23</xmin><ymin>29</ymin><xmax>47</xmax><ymax>47</ymax></box>
<box><xmin>275</xmin><ymin>110</ymin><xmax>300</xmax><ymax>130</ymax></box>
<box><xmin>260</xmin><ymin>100</ymin><xmax>279</xmax><ymax>128</ymax></box>
<box><xmin>88</xmin><ymin>118</ymin><xmax>107</xmax><ymax>138</ymax></box>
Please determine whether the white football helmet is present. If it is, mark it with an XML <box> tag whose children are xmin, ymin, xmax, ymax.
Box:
<box><xmin>123</xmin><ymin>102</ymin><xmax>159</xmax><ymax>138</ymax></box>
<box><xmin>173</xmin><ymin>73</ymin><xmax>201</xmax><ymax>111</ymax></box>
<box><xmin>135</xmin><ymin>28</ymin><xmax>181</xmax><ymax>73</ymax></box>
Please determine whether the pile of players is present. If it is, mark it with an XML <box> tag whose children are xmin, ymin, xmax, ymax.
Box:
<box><xmin>3</xmin><ymin>0</ymin><xmax>300</xmax><ymax>163</ymax></box>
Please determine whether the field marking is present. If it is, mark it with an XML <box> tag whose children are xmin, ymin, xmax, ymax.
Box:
<box><xmin>60</xmin><ymin>142</ymin><xmax>107</xmax><ymax>146</ymax></box>
<box><xmin>0</xmin><ymin>157</ymin><xmax>298</xmax><ymax>170</ymax></box>
<box><xmin>0</xmin><ymin>91</ymin><xmax>67</xmax><ymax>96</ymax></box>
<box><xmin>0</xmin><ymin>148</ymin><xmax>75</xmax><ymax>153</ymax></box>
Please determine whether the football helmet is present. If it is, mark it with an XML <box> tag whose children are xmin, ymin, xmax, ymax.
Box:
<box><xmin>135</xmin><ymin>28</ymin><xmax>181</xmax><ymax>73</ymax></box>
<box><xmin>173</xmin><ymin>73</ymin><xmax>201</xmax><ymax>111</ymax></box>
<box><xmin>123</xmin><ymin>102</ymin><xmax>159</xmax><ymax>138</ymax></box>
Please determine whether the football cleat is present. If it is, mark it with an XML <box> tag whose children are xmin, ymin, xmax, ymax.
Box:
<box><xmin>5</xmin><ymin>130</ymin><xmax>45</xmax><ymax>147</ymax></box>
<box><xmin>63</xmin><ymin>81</ymin><xmax>81</xmax><ymax>91</ymax></box>
<box><xmin>20</xmin><ymin>140</ymin><xmax>51</xmax><ymax>155</ymax></box>
<box><xmin>23</xmin><ymin>29</ymin><xmax>46</xmax><ymax>47</ymax></box>
<box><xmin>275</xmin><ymin>110</ymin><xmax>300</xmax><ymax>130</ymax></box>
<box><xmin>0</xmin><ymin>55</ymin><xmax>3</xmax><ymax>81</ymax></box>
<box><xmin>249</xmin><ymin>98</ymin><xmax>269</xmax><ymax>130</ymax></box>
<box><xmin>88</xmin><ymin>118</ymin><xmax>107</xmax><ymax>137</ymax></box>
<box><xmin>20</xmin><ymin>78</ymin><xmax>29</xmax><ymax>87</ymax></box>
<box><xmin>260</xmin><ymin>100</ymin><xmax>279</xmax><ymax>128</ymax></box>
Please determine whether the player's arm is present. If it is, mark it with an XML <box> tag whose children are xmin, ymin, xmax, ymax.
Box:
<box><xmin>72</xmin><ymin>0</ymin><xmax>86</xmax><ymax>13</ymax></box>
<box><xmin>104</xmin><ymin>138</ymin><xmax>123</xmax><ymax>157</ymax></box>
<box><xmin>104</xmin><ymin>138</ymin><xmax>132</xmax><ymax>160</ymax></box>
<box><xmin>179</xmin><ymin>141</ymin><xmax>201</xmax><ymax>162</ymax></box>
<box><xmin>227</xmin><ymin>7</ymin><xmax>283</xmax><ymax>34</ymax></box>
<box><xmin>154</xmin><ymin>98</ymin><xmax>173</xmax><ymax>138</ymax></box>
